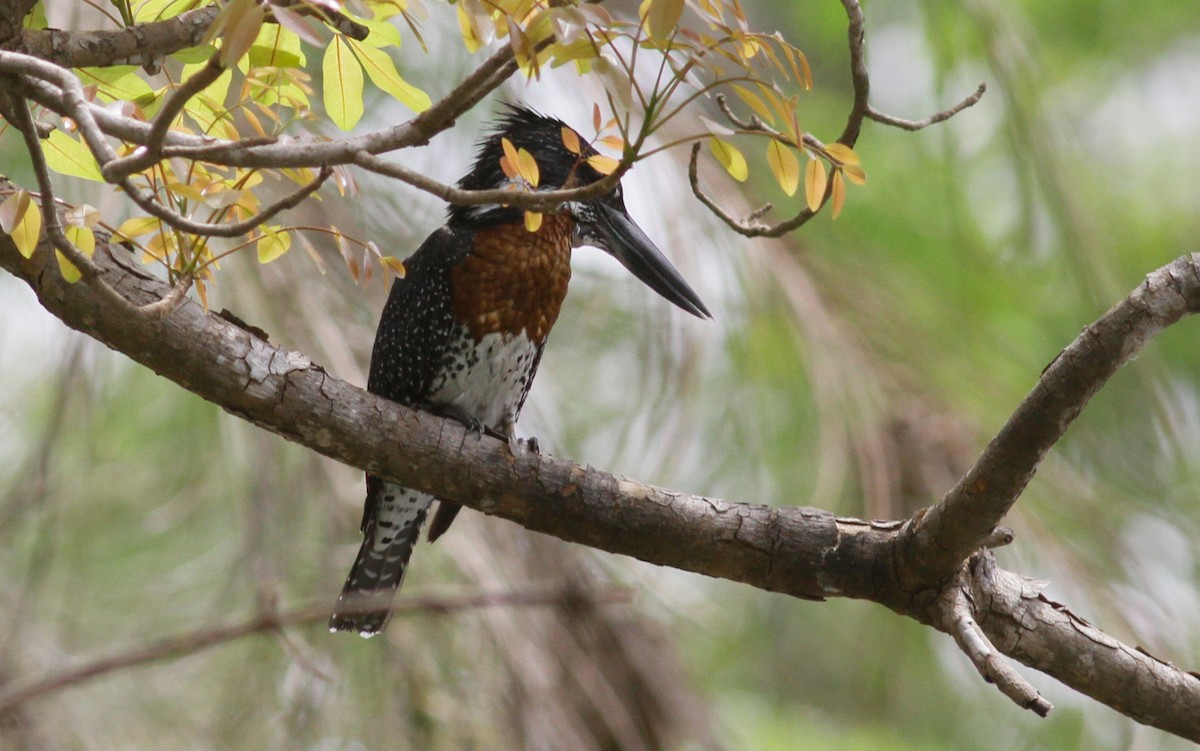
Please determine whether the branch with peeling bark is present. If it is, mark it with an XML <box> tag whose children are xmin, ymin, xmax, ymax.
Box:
<box><xmin>1</xmin><ymin>197</ymin><xmax>1198</xmax><ymax>741</ymax></box>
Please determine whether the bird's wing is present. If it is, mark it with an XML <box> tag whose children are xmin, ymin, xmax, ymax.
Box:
<box><xmin>366</xmin><ymin>226</ymin><xmax>473</xmax><ymax>405</ymax></box>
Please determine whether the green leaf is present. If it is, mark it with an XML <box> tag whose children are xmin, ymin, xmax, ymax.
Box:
<box><xmin>766</xmin><ymin>139</ymin><xmax>800</xmax><ymax>197</ymax></box>
<box><xmin>133</xmin><ymin>0</ymin><xmax>192</xmax><ymax>22</ymax></box>
<box><xmin>323</xmin><ymin>36</ymin><xmax>364</xmax><ymax>130</ymax></box>
<box><xmin>709</xmin><ymin>137</ymin><xmax>748</xmax><ymax>182</ymax></box>
<box><xmin>246</xmin><ymin>25</ymin><xmax>306</xmax><ymax>69</ymax></box>
<box><xmin>355</xmin><ymin>16</ymin><xmax>405</xmax><ymax>49</ymax></box>
<box><xmin>348</xmin><ymin>41</ymin><xmax>431</xmax><ymax>113</ymax></box>
<box><xmin>78</xmin><ymin>66</ymin><xmax>154</xmax><ymax>104</ymax></box>
<box><xmin>43</xmin><ymin>131</ymin><xmax>104</xmax><ymax>181</ymax></box>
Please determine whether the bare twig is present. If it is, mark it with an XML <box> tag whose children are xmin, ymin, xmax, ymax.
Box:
<box><xmin>116</xmin><ymin>166</ymin><xmax>333</xmax><ymax>239</ymax></box>
<box><xmin>937</xmin><ymin>559</ymin><xmax>1053</xmax><ymax>716</ymax></box>
<box><xmin>694</xmin><ymin>0</ymin><xmax>983</xmax><ymax>238</ymax></box>
<box><xmin>867</xmin><ymin>83</ymin><xmax>988</xmax><ymax>131</ymax></box>
<box><xmin>101</xmin><ymin>55</ymin><xmax>227</xmax><ymax>180</ymax></box>
<box><xmin>0</xmin><ymin>587</ymin><xmax>631</xmax><ymax>714</ymax></box>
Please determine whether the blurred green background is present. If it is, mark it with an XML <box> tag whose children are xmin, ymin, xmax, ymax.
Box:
<box><xmin>2</xmin><ymin>0</ymin><xmax>1199</xmax><ymax>748</ymax></box>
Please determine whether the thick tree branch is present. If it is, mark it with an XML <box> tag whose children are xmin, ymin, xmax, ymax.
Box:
<box><xmin>901</xmin><ymin>256</ymin><xmax>1200</xmax><ymax>583</ymax></box>
<box><xmin>1</xmin><ymin>194</ymin><xmax>1198</xmax><ymax>739</ymax></box>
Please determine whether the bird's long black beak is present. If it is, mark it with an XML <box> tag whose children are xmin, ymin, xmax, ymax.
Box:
<box><xmin>589</xmin><ymin>201</ymin><xmax>711</xmax><ymax>319</ymax></box>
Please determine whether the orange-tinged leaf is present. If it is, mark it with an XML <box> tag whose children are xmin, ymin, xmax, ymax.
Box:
<box><xmin>516</xmin><ymin>147</ymin><xmax>539</xmax><ymax>187</ymax></box>
<box><xmin>561</xmin><ymin>126</ymin><xmax>582</xmax><ymax>155</ymax></box>
<box><xmin>195</xmin><ymin>277</ymin><xmax>209</xmax><ymax>309</ymax></box>
<box><xmin>0</xmin><ymin>189</ymin><xmax>30</xmax><ymax>233</ymax></box>
<box><xmin>499</xmin><ymin>155</ymin><xmax>518</xmax><ymax>181</ymax></box>
<box><xmin>217</xmin><ymin>0</ymin><xmax>265</xmax><ymax>68</ymax></box>
<box><xmin>598</xmin><ymin>134</ymin><xmax>625</xmax><ymax>150</ymax></box>
<box><xmin>524</xmin><ymin>211</ymin><xmax>543</xmax><ymax>232</ymax></box>
<box><xmin>805</xmin><ymin>157</ymin><xmax>827</xmax><ymax>212</ymax></box>
<box><xmin>730</xmin><ymin>84</ymin><xmax>775</xmax><ymax>125</ymax></box>
<box><xmin>766</xmin><ymin>140</ymin><xmax>799</xmax><ymax>197</ymax></box>
<box><xmin>380</xmin><ymin>255</ymin><xmax>407</xmax><ymax>278</ymax></box>
<box><xmin>830</xmin><ymin>170</ymin><xmax>846</xmax><ymax>218</ymax></box>
<box><xmin>824</xmin><ymin>142</ymin><xmax>860</xmax><ymax>166</ymax></box>
<box><xmin>842</xmin><ymin>163</ymin><xmax>867</xmax><ymax>186</ymax></box>
<box><xmin>501</xmin><ymin>137</ymin><xmax>520</xmax><ymax>172</ymax></box>
<box><xmin>257</xmin><ymin>227</ymin><xmax>291</xmax><ymax>264</ymax></box>
<box><xmin>708</xmin><ymin>137</ymin><xmax>747</xmax><ymax>182</ymax></box>
<box><xmin>586</xmin><ymin>154</ymin><xmax>619</xmax><ymax>175</ymax></box>
<box><xmin>64</xmin><ymin>204</ymin><xmax>100</xmax><ymax>228</ymax></box>
<box><xmin>592</xmin><ymin>102</ymin><xmax>602</xmax><ymax>132</ymax></box>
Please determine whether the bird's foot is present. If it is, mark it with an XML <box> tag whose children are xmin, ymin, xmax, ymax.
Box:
<box><xmin>429</xmin><ymin>404</ymin><xmax>484</xmax><ymax>438</ymax></box>
<box><xmin>509</xmin><ymin>435</ymin><xmax>540</xmax><ymax>455</ymax></box>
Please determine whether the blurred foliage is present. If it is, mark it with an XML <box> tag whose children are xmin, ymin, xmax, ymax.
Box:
<box><xmin>2</xmin><ymin>0</ymin><xmax>1200</xmax><ymax>749</ymax></box>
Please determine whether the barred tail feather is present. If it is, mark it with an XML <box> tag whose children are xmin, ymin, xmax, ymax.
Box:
<box><xmin>329</xmin><ymin>480</ymin><xmax>433</xmax><ymax>636</ymax></box>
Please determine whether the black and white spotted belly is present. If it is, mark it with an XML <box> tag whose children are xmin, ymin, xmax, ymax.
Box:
<box><xmin>428</xmin><ymin>324</ymin><xmax>543</xmax><ymax>431</ymax></box>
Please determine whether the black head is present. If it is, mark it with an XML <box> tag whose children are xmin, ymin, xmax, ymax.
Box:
<box><xmin>448</xmin><ymin>105</ymin><xmax>711</xmax><ymax>319</ymax></box>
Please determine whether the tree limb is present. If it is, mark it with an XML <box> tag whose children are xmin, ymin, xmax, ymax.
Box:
<box><xmin>1</xmin><ymin>191</ymin><xmax>1198</xmax><ymax>740</ymax></box>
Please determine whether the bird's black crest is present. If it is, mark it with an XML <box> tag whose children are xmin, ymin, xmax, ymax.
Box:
<box><xmin>448</xmin><ymin>105</ymin><xmax>608</xmax><ymax>227</ymax></box>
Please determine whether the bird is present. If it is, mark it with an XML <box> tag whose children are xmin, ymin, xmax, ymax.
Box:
<box><xmin>329</xmin><ymin>105</ymin><xmax>710</xmax><ymax>636</ymax></box>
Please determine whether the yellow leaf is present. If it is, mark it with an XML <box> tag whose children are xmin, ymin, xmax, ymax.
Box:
<box><xmin>805</xmin><ymin>158</ymin><xmax>827</xmax><ymax>212</ymax></box>
<box><xmin>456</xmin><ymin>4</ymin><xmax>483</xmax><ymax>53</ymax></box>
<box><xmin>708</xmin><ymin>137</ymin><xmax>747</xmax><ymax>182</ymax></box>
<box><xmin>524</xmin><ymin>211</ymin><xmax>543</xmax><ymax>232</ymax></box>
<box><xmin>640</xmin><ymin>0</ymin><xmax>684</xmax><ymax>42</ymax></box>
<box><xmin>57</xmin><ymin>226</ymin><xmax>95</xmax><ymax>283</ymax></box>
<box><xmin>0</xmin><ymin>191</ymin><xmax>41</xmax><ymax>258</ymax></box>
<box><xmin>824</xmin><ymin>142</ymin><xmax>860</xmax><ymax>166</ymax></box>
<box><xmin>257</xmin><ymin>228</ymin><xmax>291</xmax><ymax>264</ymax></box>
<box><xmin>323</xmin><ymin>37</ymin><xmax>365</xmax><ymax>130</ymax></box>
<box><xmin>842</xmin><ymin>164</ymin><xmax>867</xmax><ymax>186</ymax></box>
<box><xmin>586</xmin><ymin>154</ymin><xmax>619</xmax><ymax>175</ymax></box>
<box><xmin>831</xmin><ymin>170</ymin><xmax>846</xmax><ymax>218</ymax></box>
<box><xmin>115</xmin><ymin>216</ymin><xmax>162</xmax><ymax>241</ymax></box>
<box><xmin>766</xmin><ymin>140</ymin><xmax>799</xmax><ymax>197</ymax></box>
<box><xmin>561</xmin><ymin>126</ymin><xmax>581</xmax><ymax>155</ymax></box>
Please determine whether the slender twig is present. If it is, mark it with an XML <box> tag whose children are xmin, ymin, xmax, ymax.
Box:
<box><xmin>693</xmin><ymin>0</ymin><xmax>983</xmax><ymax>238</ymax></box>
<box><xmin>0</xmin><ymin>587</ymin><xmax>631</xmax><ymax>714</ymax></box>
<box><xmin>101</xmin><ymin>55</ymin><xmax>226</xmax><ymax>180</ymax></box>
<box><xmin>867</xmin><ymin>83</ymin><xmax>988</xmax><ymax>131</ymax></box>
<box><xmin>115</xmin><ymin>166</ymin><xmax>332</xmax><ymax>239</ymax></box>
<box><xmin>937</xmin><ymin>561</ymin><xmax>1053</xmax><ymax>716</ymax></box>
